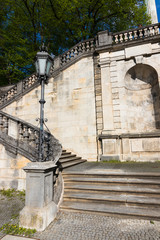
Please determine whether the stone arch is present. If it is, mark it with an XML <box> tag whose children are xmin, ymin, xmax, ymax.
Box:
<box><xmin>124</xmin><ymin>64</ymin><xmax>160</xmax><ymax>132</ymax></box>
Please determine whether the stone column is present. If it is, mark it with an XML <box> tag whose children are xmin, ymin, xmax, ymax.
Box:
<box><xmin>20</xmin><ymin>161</ymin><xmax>57</xmax><ymax>231</ymax></box>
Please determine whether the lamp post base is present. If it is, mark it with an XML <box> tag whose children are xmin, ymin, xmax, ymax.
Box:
<box><xmin>20</xmin><ymin>201</ymin><xmax>57</xmax><ymax>231</ymax></box>
<box><xmin>19</xmin><ymin>161</ymin><xmax>57</xmax><ymax>231</ymax></box>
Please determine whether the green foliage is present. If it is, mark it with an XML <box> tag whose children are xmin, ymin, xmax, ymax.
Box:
<box><xmin>0</xmin><ymin>188</ymin><xmax>25</xmax><ymax>199</ymax></box>
<box><xmin>0</xmin><ymin>0</ymin><xmax>151</xmax><ymax>86</ymax></box>
<box><xmin>0</xmin><ymin>223</ymin><xmax>36</xmax><ymax>237</ymax></box>
<box><xmin>150</xmin><ymin>220</ymin><xmax>154</xmax><ymax>224</ymax></box>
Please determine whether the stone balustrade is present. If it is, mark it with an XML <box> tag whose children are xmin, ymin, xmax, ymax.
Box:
<box><xmin>0</xmin><ymin>23</ymin><xmax>160</xmax><ymax>109</ymax></box>
<box><xmin>0</xmin><ymin>111</ymin><xmax>62</xmax><ymax>163</ymax></box>
<box><xmin>60</xmin><ymin>38</ymin><xmax>95</xmax><ymax>66</ymax></box>
<box><xmin>113</xmin><ymin>23</ymin><xmax>160</xmax><ymax>44</ymax></box>
<box><xmin>0</xmin><ymin>74</ymin><xmax>38</xmax><ymax>109</ymax></box>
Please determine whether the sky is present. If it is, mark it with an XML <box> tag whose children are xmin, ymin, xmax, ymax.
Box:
<box><xmin>155</xmin><ymin>0</ymin><xmax>160</xmax><ymax>22</ymax></box>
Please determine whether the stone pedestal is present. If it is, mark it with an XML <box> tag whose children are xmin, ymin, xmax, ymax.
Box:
<box><xmin>20</xmin><ymin>162</ymin><xmax>57</xmax><ymax>231</ymax></box>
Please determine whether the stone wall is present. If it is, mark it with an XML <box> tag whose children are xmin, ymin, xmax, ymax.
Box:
<box><xmin>99</xmin><ymin>40</ymin><xmax>160</xmax><ymax>161</ymax></box>
<box><xmin>1</xmin><ymin>26</ymin><xmax>160</xmax><ymax>163</ymax></box>
<box><xmin>3</xmin><ymin>57</ymin><xmax>97</xmax><ymax>161</ymax></box>
<box><xmin>0</xmin><ymin>143</ymin><xmax>30</xmax><ymax>190</ymax></box>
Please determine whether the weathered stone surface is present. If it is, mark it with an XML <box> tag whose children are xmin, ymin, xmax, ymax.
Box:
<box><xmin>1</xmin><ymin>28</ymin><xmax>160</xmax><ymax>163</ymax></box>
<box><xmin>0</xmin><ymin>143</ymin><xmax>29</xmax><ymax>190</ymax></box>
<box><xmin>103</xmin><ymin>139</ymin><xmax>116</xmax><ymax>154</ymax></box>
<box><xmin>3</xmin><ymin>57</ymin><xmax>97</xmax><ymax>162</ymax></box>
<box><xmin>125</xmin><ymin>44</ymin><xmax>152</xmax><ymax>58</ymax></box>
<box><xmin>20</xmin><ymin>162</ymin><xmax>58</xmax><ymax>231</ymax></box>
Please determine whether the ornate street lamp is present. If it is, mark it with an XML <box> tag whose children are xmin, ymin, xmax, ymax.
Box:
<box><xmin>35</xmin><ymin>43</ymin><xmax>53</xmax><ymax>162</ymax></box>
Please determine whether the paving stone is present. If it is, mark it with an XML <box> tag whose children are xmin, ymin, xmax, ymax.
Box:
<box><xmin>1</xmin><ymin>235</ymin><xmax>38</xmax><ymax>240</ymax></box>
<box><xmin>0</xmin><ymin>192</ymin><xmax>160</xmax><ymax>240</ymax></box>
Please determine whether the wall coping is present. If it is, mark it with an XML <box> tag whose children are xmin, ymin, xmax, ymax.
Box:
<box><xmin>99</xmin><ymin>131</ymin><xmax>160</xmax><ymax>140</ymax></box>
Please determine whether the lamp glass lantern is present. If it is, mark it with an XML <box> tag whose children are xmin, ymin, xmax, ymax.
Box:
<box><xmin>35</xmin><ymin>49</ymin><xmax>53</xmax><ymax>79</ymax></box>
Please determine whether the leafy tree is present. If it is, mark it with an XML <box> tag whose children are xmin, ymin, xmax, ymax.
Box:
<box><xmin>0</xmin><ymin>0</ymin><xmax>150</xmax><ymax>86</ymax></box>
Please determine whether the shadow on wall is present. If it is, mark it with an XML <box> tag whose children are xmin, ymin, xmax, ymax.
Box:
<box><xmin>125</xmin><ymin>64</ymin><xmax>160</xmax><ymax>132</ymax></box>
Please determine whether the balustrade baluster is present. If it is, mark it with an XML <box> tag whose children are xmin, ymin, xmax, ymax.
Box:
<box><xmin>129</xmin><ymin>32</ymin><xmax>133</xmax><ymax>40</ymax></box>
<box><xmin>29</xmin><ymin>128</ymin><xmax>35</xmax><ymax>147</ymax></box>
<box><xmin>10</xmin><ymin>89</ymin><xmax>14</xmax><ymax>97</ymax></box>
<box><xmin>78</xmin><ymin>44</ymin><xmax>82</xmax><ymax>54</ymax></box>
<box><xmin>74</xmin><ymin>46</ymin><xmax>78</xmax><ymax>56</ymax></box>
<box><xmin>154</xmin><ymin>26</ymin><xmax>159</xmax><ymax>35</ymax></box>
<box><xmin>66</xmin><ymin>52</ymin><xmax>70</xmax><ymax>62</ymax></box>
<box><xmin>63</xmin><ymin>54</ymin><xmax>67</xmax><ymax>64</ymax></box>
<box><xmin>82</xmin><ymin>42</ymin><xmax>85</xmax><ymax>53</ymax></box>
<box><xmin>7</xmin><ymin>91</ymin><xmax>10</xmax><ymax>100</ymax></box>
<box><xmin>134</xmin><ymin>31</ymin><xmax>138</xmax><ymax>40</ymax></box>
<box><xmin>114</xmin><ymin>35</ymin><xmax>119</xmax><ymax>43</ymax></box>
<box><xmin>61</xmin><ymin>55</ymin><xmax>65</xmax><ymax>65</ymax></box>
<box><xmin>70</xmin><ymin>49</ymin><xmax>74</xmax><ymax>59</ymax></box>
<box><xmin>86</xmin><ymin>41</ymin><xmax>90</xmax><ymax>51</ymax></box>
<box><xmin>1</xmin><ymin>97</ymin><xmax>4</xmax><ymax>104</ymax></box>
<box><xmin>139</xmin><ymin>29</ymin><xmax>143</xmax><ymax>38</ymax></box>
<box><xmin>144</xmin><ymin>28</ymin><xmax>148</xmax><ymax>37</ymax></box>
<box><xmin>4</xmin><ymin>93</ymin><xmax>8</xmax><ymax>102</ymax></box>
<box><xmin>23</xmin><ymin>126</ymin><xmax>29</xmax><ymax>142</ymax></box>
<box><xmin>124</xmin><ymin>33</ymin><xmax>128</xmax><ymax>41</ymax></box>
<box><xmin>3</xmin><ymin>116</ymin><xmax>8</xmax><ymax>134</ymax></box>
<box><xmin>24</xmin><ymin>80</ymin><xmax>28</xmax><ymax>89</ymax></box>
<box><xmin>35</xmin><ymin>130</ymin><xmax>39</xmax><ymax>150</ymax></box>
<box><xmin>149</xmin><ymin>27</ymin><xmax>153</xmax><ymax>36</ymax></box>
<box><xmin>18</xmin><ymin>123</ymin><xmax>23</xmax><ymax>140</ymax></box>
<box><xmin>119</xmin><ymin>34</ymin><xmax>123</xmax><ymax>43</ymax></box>
<box><xmin>28</xmin><ymin>78</ymin><xmax>31</xmax><ymax>87</ymax></box>
<box><xmin>90</xmin><ymin>40</ymin><xmax>94</xmax><ymax>51</ymax></box>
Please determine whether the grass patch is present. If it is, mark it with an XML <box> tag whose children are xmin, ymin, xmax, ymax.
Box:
<box><xmin>101</xmin><ymin>160</ymin><xmax>121</xmax><ymax>163</ymax></box>
<box><xmin>0</xmin><ymin>189</ymin><xmax>25</xmax><ymax>199</ymax></box>
<box><xmin>100</xmin><ymin>160</ymin><xmax>160</xmax><ymax>164</ymax></box>
<box><xmin>0</xmin><ymin>223</ymin><xmax>36</xmax><ymax>237</ymax></box>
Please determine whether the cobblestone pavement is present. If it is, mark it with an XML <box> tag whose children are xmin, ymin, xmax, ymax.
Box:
<box><xmin>0</xmin><ymin>193</ymin><xmax>160</xmax><ymax>240</ymax></box>
<box><xmin>0</xmin><ymin>193</ymin><xmax>25</xmax><ymax>239</ymax></box>
<box><xmin>34</xmin><ymin>211</ymin><xmax>160</xmax><ymax>240</ymax></box>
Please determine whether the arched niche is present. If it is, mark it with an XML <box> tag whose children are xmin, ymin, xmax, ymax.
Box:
<box><xmin>125</xmin><ymin>64</ymin><xmax>160</xmax><ymax>132</ymax></box>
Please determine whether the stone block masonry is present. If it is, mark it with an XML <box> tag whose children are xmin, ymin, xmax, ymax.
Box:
<box><xmin>1</xmin><ymin>23</ymin><xmax>160</xmax><ymax>162</ymax></box>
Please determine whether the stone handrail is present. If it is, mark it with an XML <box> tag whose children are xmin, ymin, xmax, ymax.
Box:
<box><xmin>113</xmin><ymin>23</ymin><xmax>160</xmax><ymax>44</ymax></box>
<box><xmin>0</xmin><ymin>110</ymin><xmax>62</xmax><ymax>163</ymax></box>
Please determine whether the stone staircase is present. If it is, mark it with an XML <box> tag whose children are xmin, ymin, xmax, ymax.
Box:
<box><xmin>58</xmin><ymin>150</ymin><xmax>86</xmax><ymax>169</ymax></box>
<box><xmin>61</xmin><ymin>171</ymin><xmax>160</xmax><ymax>220</ymax></box>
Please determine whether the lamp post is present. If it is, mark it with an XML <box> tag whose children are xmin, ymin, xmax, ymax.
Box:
<box><xmin>35</xmin><ymin>44</ymin><xmax>53</xmax><ymax>162</ymax></box>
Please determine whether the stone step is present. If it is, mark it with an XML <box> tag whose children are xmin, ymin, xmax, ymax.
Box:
<box><xmin>60</xmin><ymin>201</ymin><xmax>160</xmax><ymax>220</ymax></box>
<box><xmin>62</xmin><ymin>172</ymin><xmax>160</xmax><ymax>177</ymax></box>
<box><xmin>59</xmin><ymin>157</ymin><xmax>82</xmax><ymax>164</ymax></box>
<box><xmin>60</xmin><ymin>154</ymin><xmax>76</xmax><ymax>159</ymax></box>
<box><xmin>58</xmin><ymin>150</ymin><xmax>86</xmax><ymax>169</ymax></box>
<box><xmin>61</xmin><ymin>171</ymin><xmax>160</xmax><ymax>219</ymax></box>
<box><xmin>64</xmin><ymin>183</ymin><xmax>160</xmax><ymax>194</ymax></box>
<box><xmin>60</xmin><ymin>159</ymin><xmax>86</xmax><ymax>169</ymax></box>
<box><xmin>61</xmin><ymin>151</ymin><xmax>71</xmax><ymax>156</ymax></box>
<box><xmin>59</xmin><ymin>158</ymin><xmax>81</xmax><ymax>165</ymax></box>
<box><xmin>62</xmin><ymin>176</ymin><xmax>160</xmax><ymax>185</ymax></box>
<box><xmin>63</xmin><ymin>192</ymin><xmax>160</xmax><ymax>207</ymax></box>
